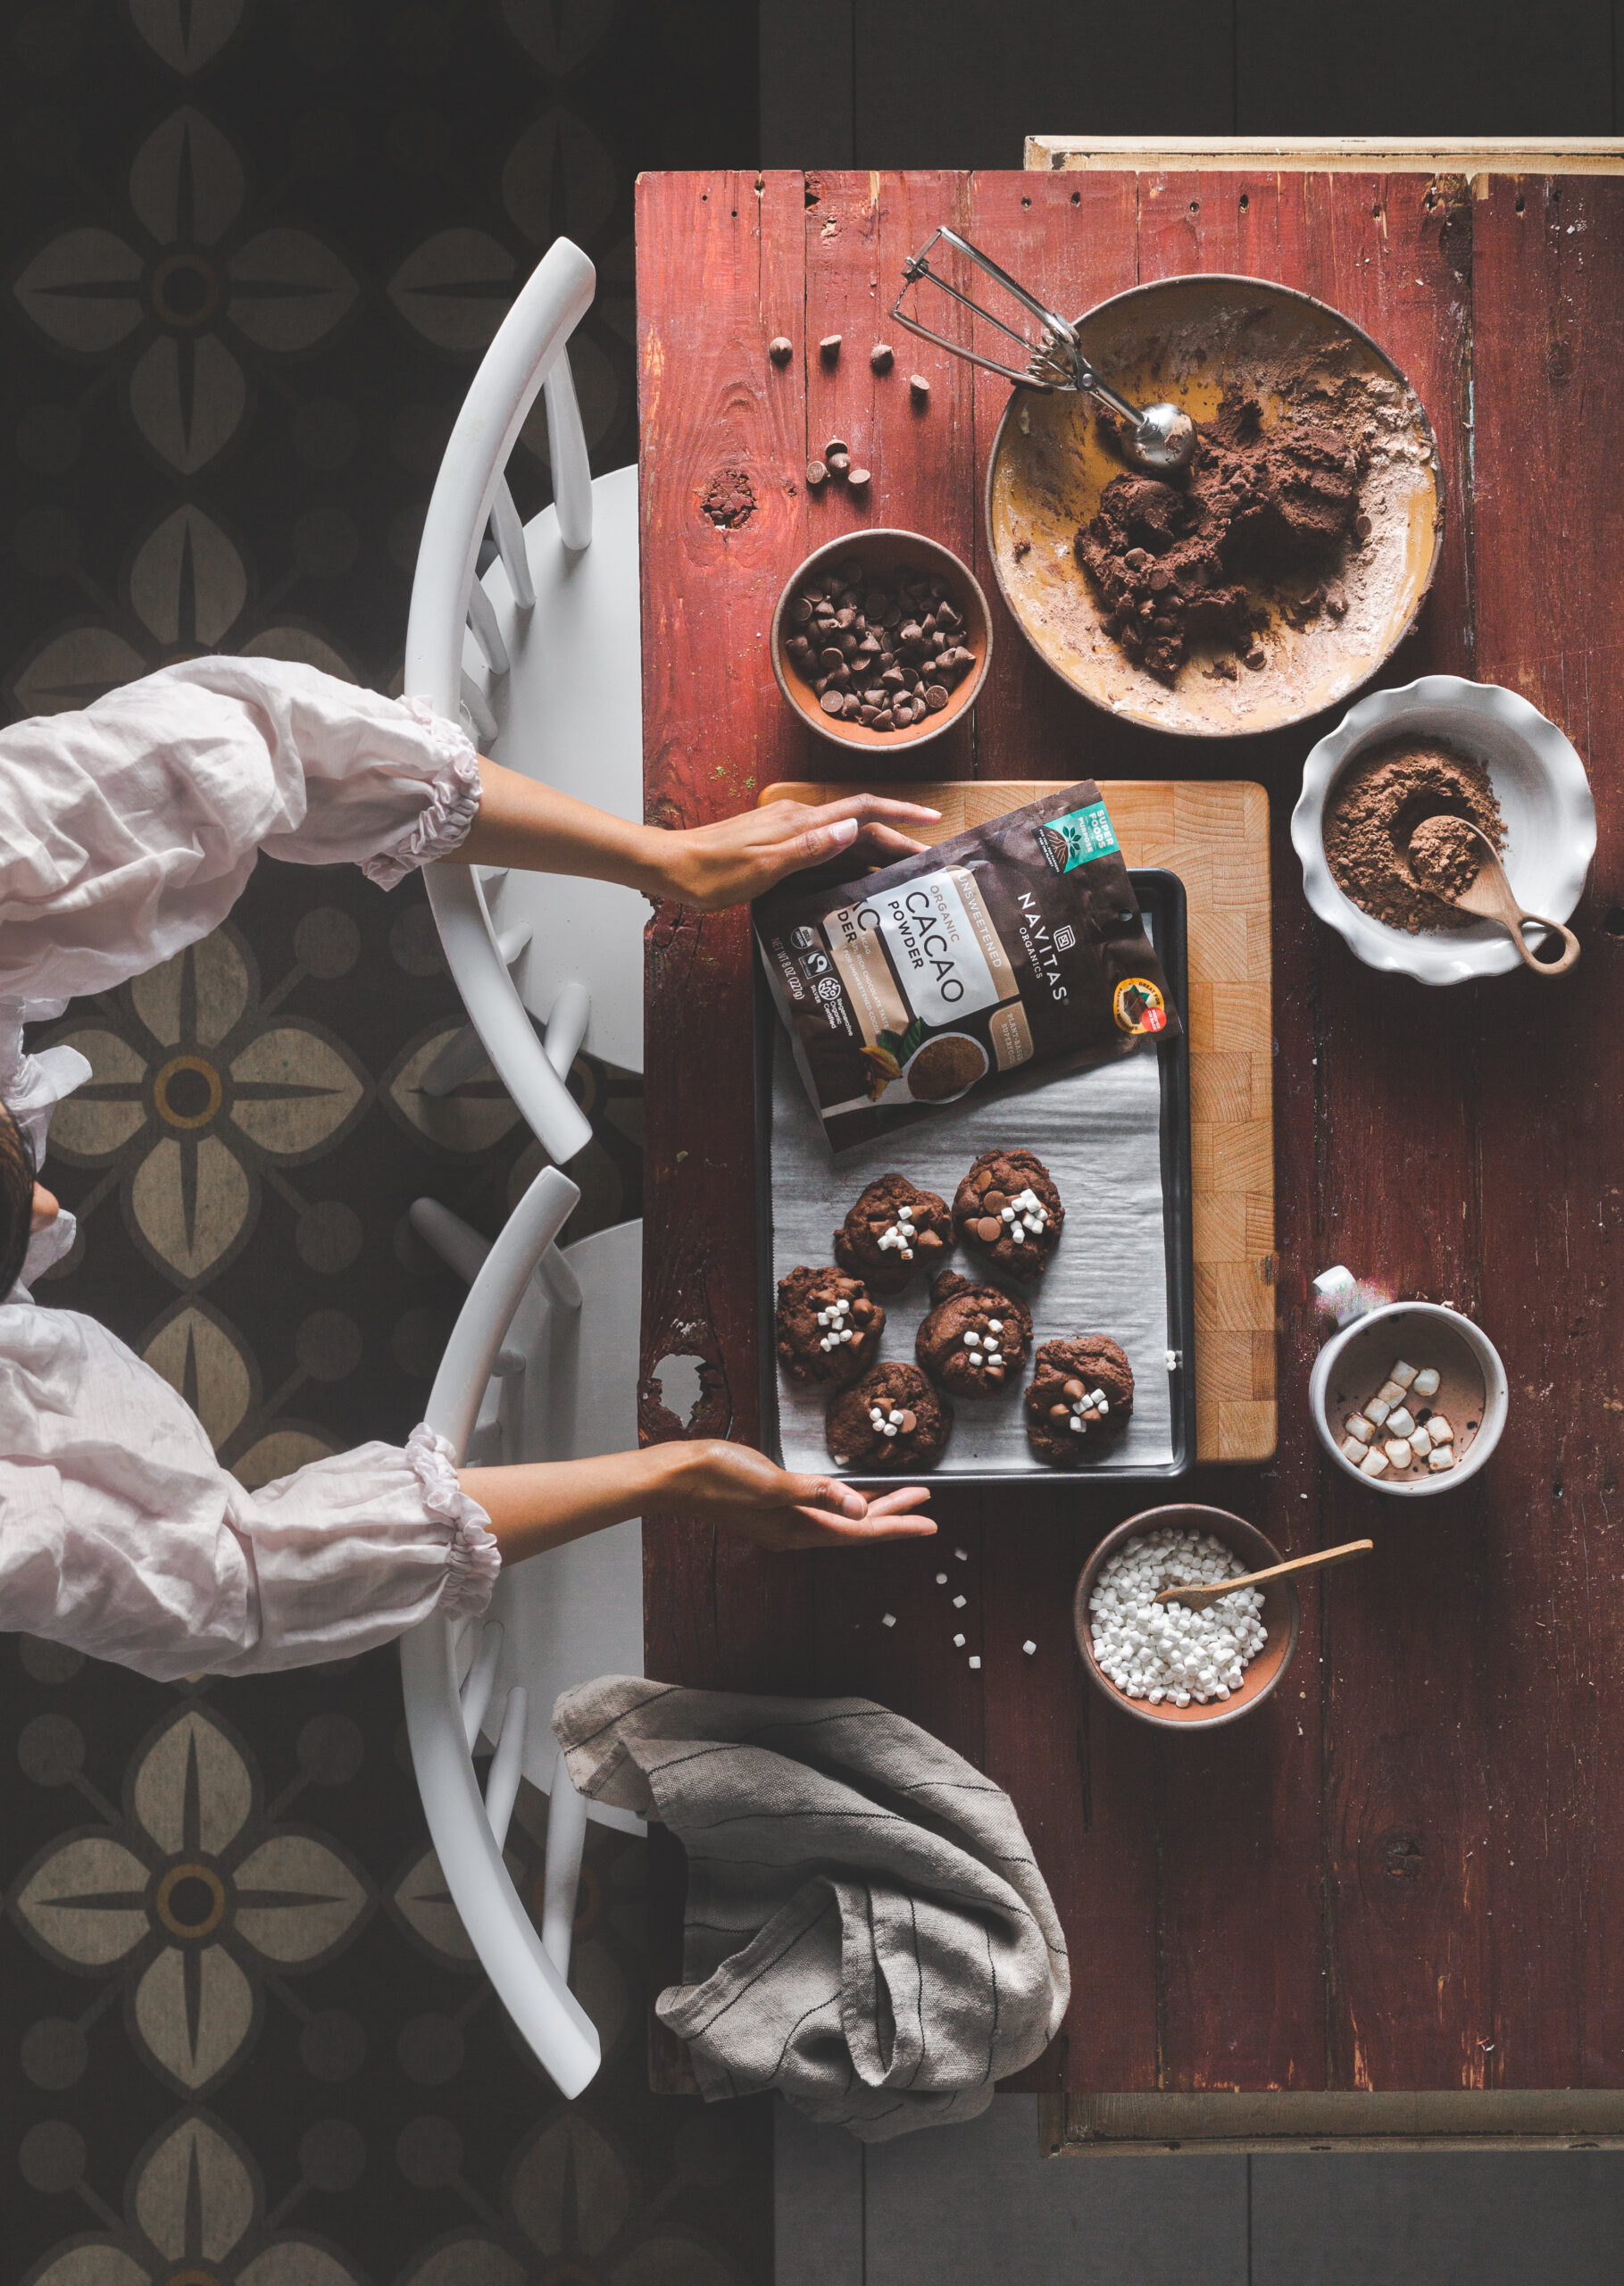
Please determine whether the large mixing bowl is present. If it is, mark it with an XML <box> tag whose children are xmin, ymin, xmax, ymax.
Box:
<box><xmin>985</xmin><ymin>273</ymin><xmax>1445</xmax><ymax>738</ymax></box>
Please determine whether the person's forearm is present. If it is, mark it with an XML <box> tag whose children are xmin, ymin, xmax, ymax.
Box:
<box><xmin>454</xmin><ymin>759</ymin><xmax>673</xmax><ymax>898</ymax></box>
<box><xmin>460</xmin><ymin>1442</ymin><xmax>690</xmax><ymax>1564</ymax></box>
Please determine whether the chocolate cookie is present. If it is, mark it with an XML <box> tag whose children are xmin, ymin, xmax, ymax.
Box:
<box><xmin>1024</xmin><ymin>1337</ymin><xmax>1134</xmax><ymax>1466</ymax></box>
<box><xmin>952</xmin><ymin>1149</ymin><xmax>1064</xmax><ymax>1282</ymax></box>
<box><xmin>775</xmin><ymin>1265</ymin><xmax>886</xmax><ymax>1388</ymax></box>
<box><xmin>833</xmin><ymin>1172</ymin><xmax>952</xmax><ymax>1293</ymax></box>
<box><xmin>827</xmin><ymin>1363</ymin><xmax>952</xmax><ymax>1473</ymax></box>
<box><xmin>915</xmin><ymin>1270</ymin><xmax>1032</xmax><ymax>1398</ymax></box>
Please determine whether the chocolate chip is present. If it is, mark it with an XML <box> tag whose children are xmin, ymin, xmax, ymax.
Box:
<box><xmin>870</xmin><ymin>341</ymin><xmax>895</xmax><ymax>371</ymax></box>
<box><xmin>924</xmin><ymin>685</ymin><xmax>948</xmax><ymax>711</ymax></box>
<box><xmin>982</xmin><ymin>1191</ymin><xmax>1007</xmax><ymax>1212</ymax></box>
<box><xmin>909</xmin><ymin>373</ymin><xmax>930</xmax><ymax>401</ymax></box>
<box><xmin>974</xmin><ymin>1216</ymin><xmax>1004</xmax><ymax>1244</ymax></box>
<box><xmin>819</xmin><ymin>689</ymin><xmax>845</xmax><ymax>715</ymax></box>
<box><xmin>770</xmin><ymin>337</ymin><xmax>793</xmax><ymax>363</ymax></box>
<box><xmin>847</xmin><ymin>466</ymin><xmax>870</xmax><ymax>490</ymax></box>
<box><xmin>827</xmin><ymin>452</ymin><xmax>850</xmax><ymax>476</ymax></box>
<box><xmin>1062</xmin><ymin>1378</ymin><xmax>1086</xmax><ymax>1401</ymax></box>
<box><xmin>820</xmin><ymin>334</ymin><xmax>842</xmax><ymax>360</ymax></box>
<box><xmin>898</xmin><ymin>1409</ymin><xmax>917</xmax><ymax>1433</ymax></box>
<box><xmin>1049</xmin><ymin>1404</ymin><xmax>1070</xmax><ymax>1424</ymax></box>
<box><xmin>806</xmin><ymin>460</ymin><xmax>828</xmax><ymax>487</ymax></box>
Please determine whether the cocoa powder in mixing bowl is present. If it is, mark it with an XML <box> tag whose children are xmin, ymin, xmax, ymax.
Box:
<box><xmin>1322</xmin><ymin>739</ymin><xmax>1506</xmax><ymax>934</ymax></box>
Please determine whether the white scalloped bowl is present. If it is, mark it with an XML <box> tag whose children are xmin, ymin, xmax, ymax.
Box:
<box><xmin>1292</xmin><ymin>677</ymin><xmax>1595</xmax><ymax>985</ymax></box>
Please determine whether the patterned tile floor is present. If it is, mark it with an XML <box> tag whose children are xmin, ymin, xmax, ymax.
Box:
<box><xmin>3</xmin><ymin>4</ymin><xmax>770</xmax><ymax>2279</ymax></box>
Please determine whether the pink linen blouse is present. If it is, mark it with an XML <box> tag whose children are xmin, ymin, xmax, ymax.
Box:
<box><xmin>0</xmin><ymin>655</ymin><xmax>499</xmax><ymax>1680</ymax></box>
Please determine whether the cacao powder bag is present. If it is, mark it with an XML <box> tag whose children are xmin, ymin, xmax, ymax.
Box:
<box><xmin>754</xmin><ymin>781</ymin><xmax>1178</xmax><ymax>1152</ymax></box>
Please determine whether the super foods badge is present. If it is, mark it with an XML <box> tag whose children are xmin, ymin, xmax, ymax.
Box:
<box><xmin>1037</xmin><ymin>800</ymin><xmax>1120</xmax><ymax>872</ymax></box>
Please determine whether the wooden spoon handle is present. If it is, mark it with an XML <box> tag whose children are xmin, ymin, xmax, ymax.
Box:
<box><xmin>1510</xmin><ymin>911</ymin><xmax>1582</xmax><ymax>977</ymax></box>
<box><xmin>1153</xmin><ymin>1539</ymin><xmax>1374</xmax><ymax>1606</ymax></box>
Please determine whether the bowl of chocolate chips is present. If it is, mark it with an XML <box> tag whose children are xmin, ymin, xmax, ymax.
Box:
<box><xmin>770</xmin><ymin>530</ymin><xmax>991</xmax><ymax>751</ymax></box>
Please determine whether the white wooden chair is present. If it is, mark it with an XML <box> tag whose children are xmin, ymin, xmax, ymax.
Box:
<box><xmin>404</xmin><ymin>232</ymin><xmax>645</xmax><ymax>1165</ymax></box>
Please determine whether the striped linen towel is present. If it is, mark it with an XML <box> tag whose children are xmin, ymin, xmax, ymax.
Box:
<box><xmin>553</xmin><ymin>1676</ymin><xmax>1070</xmax><ymax>2140</ymax></box>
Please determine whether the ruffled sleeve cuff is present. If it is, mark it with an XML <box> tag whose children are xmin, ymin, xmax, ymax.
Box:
<box><xmin>404</xmin><ymin>1423</ymin><xmax>501</xmax><ymax>1618</ymax></box>
<box><xmin>362</xmin><ymin>699</ymin><xmax>484</xmax><ymax>890</ymax></box>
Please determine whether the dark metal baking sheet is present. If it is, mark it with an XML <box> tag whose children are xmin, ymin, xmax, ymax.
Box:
<box><xmin>754</xmin><ymin>870</ymin><xmax>1196</xmax><ymax>1488</ymax></box>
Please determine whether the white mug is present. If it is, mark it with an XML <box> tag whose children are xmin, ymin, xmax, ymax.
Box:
<box><xmin>1308</xmin><ymin>1290</ymin><xmax>1508</xmax><ymax>1498</ymax></box>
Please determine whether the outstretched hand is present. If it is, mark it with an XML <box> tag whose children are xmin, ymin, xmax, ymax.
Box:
<box><xmin>676</xmin><ymin>1438</ymin><xmax>937</xmax><ymax>1551</ymax></box>
<box><xmin>659</xmin><ymin>794</ymin><xmax>940</xmax><ymax>914</ymax></box>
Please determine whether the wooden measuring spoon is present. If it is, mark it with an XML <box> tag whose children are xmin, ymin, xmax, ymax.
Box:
<box><xmin>1152</xmin><ymin>1539</ymin><xmax>1373</xmax><ymax>1610</ymax></box>
<box><xmin>1408</xmin><ymin>819</ymin><xmax>1581</xmax><ymax>974</ymax></box>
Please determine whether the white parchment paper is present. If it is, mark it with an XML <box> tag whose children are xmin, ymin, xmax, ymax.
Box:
<box><xmin>767</xmin><ymin>1021</ymin><xmax>1179</xmax><ymax>1479</ymax></box>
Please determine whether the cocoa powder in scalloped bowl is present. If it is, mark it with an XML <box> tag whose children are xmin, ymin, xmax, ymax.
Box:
<box><xmin>1322</xmin><ymin>738</ymin><xmax>1506</xmax><ymax>934</ymax></box>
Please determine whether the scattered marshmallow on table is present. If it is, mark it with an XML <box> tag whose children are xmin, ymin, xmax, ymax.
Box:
<box><xmin>1087</xmin><ymin>1526</ymin><xmax>1268</xmax><ymax>1706</ymax></box>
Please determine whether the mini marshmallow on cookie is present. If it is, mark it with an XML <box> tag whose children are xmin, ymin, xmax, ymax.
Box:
<box><xmin>877</xmin><ymin>1207</ymin><xmax>916</xmax><ymax>1262</ymax></box>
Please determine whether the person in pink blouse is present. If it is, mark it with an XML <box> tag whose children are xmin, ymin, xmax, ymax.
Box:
<box><xmin>0</xmin><ymin>656</ymin><xmax>938</xmax><ymax>1681</ymax></box>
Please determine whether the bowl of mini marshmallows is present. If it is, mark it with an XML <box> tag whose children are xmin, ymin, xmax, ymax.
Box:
<box><xmin>1072</xmin><ymin>1506</ymin><xmax>1301</xmax><ymax>1730</ymax></box>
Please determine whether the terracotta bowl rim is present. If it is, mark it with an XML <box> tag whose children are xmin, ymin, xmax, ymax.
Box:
<box><xmin>769</xmin><ymin>526</ymin><xmax>993</xmax><ymax>753</ymax></box>
<box><xmin>1071</xmin><ymin>1502</ymin><xmax>1302</xmax><ymax>1731</ymax></box>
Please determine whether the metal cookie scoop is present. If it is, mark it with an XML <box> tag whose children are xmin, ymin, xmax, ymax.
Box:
<box><xmin>892</xmin><ymin>227</ymin><xmax>1196</xmax><ymax>472</ymax></box>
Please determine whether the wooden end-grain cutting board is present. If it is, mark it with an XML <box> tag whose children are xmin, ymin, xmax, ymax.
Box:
<box><xmin>762</xmin><ymin>779</ymin><xmax>1277</xmax><ymax>1464</ymax></box>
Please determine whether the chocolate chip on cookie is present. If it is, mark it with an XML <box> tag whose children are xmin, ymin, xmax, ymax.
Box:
<box><xmin>1024</xmin><ymin>1336</ymin><xmax>1134</xmax><ymax>1466</ymax></box>
<box><xmin>776</xmin><ymin>1265</ymin><xmax>886</xmax><ymax>1389</ymax></box>
<box><xmin>915</xmin><ymin>1269</ymin><xmax>1032</xmax><ymax>1398</ymax></box>
<box><xmin>952</xmin><ymin>1149</ymin><xmax>1064</xmax><ymax>1282</ymax></box>
<box><xmin>834</xmin><ymin>1172</ymin><xmax>953</xmax><ymax>1293</ymax></box>
<box><xmin>827</xmin><ymin>1362</ymin><xmax>952</xmax><ymax>1472</ymax></box>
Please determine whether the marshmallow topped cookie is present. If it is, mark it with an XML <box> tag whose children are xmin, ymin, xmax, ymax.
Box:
<box><xmin>915</xmin><ymin>1270</ymin><xmax>1033</xmax><ymax>1398</ymax></box>
<box><xmin>833</xmin><ymin>1172</ymin><xmax>952</xmax><ymax>1293</ymax></box>
<box><xmin>1025</xmin><ymin>1337</ymin><xmax>1134</xmax><ymax>1466</ymax></box>
<box><xmin>952</xmin><ymin>1148</ymin><xmax>1064</xmax><ymax>1283</ymax></box>
<box><xmin>827</xmin><ymin>1363</ymin><xmax>952</xmax><ymax>1472</ymax></box>
<box><xmin>775</xmin><ymin>1265</ymin><xmax>885</xmax><ymax>1389</ymax></box>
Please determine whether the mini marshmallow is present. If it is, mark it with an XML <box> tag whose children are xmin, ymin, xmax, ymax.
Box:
<box><xmin>888</xmin><ymin>1410</ymin><xmax>904</xmax><ymax>1425</ymax></box>
<box><xmin>953</xmin><ymin>1595</ymin><xmax>966</xmax><ymax>1609</ymax></box>
<box><xmin>1384</xmin><ymin>1438</ymin><xmax>1413</xmax><ymax>1467</ymax></box>
<box><xmin>1412</xmin><ymin>1367</ymin><xmax>1440</xmax><ymax>1397</ymax></box>
<box><xmin>987</xmin><ymin>1350</ymin><xmax>1003</xmax><ymax>1364</ymax></box>
<box><xmin>1389</xmin><ymin>1360</ymin><xmax>1418</xmax><ymax>1389</ymax></box>
<box><xmin>881</xmin><ymin>1613</ymin><xmax>896</xmax><ymax>1628</ymax></box>
<box><xmin>897</xmin><ymin>1206</ymin><xmax>912</xmax><ymax>1221</ymax></box>
<box><xmin>1362</xmin><ymin>1448</ymin><xmax>1390</xmax><ymax>1477</ymax></box>
<box><xmin>1377</xmin><ymin>1380</ymin><xmax>1406</xmax><ymax>1407</ymax></box>
<box><xmin>1022</xmin><ymin>1640</ymin><xmax>1037</xmax><ymax>1656</ymax></box>
<box><xmin>1345</xmin><ymin>1414</ymin><xmax>1374</xmax><ymax>1445</ymax></box>
<box><xmin>883</xmin><ymin>1424</ymin><xmax>898</xmax><ymax>1438</ymax></box>
<box><xmin>1364</xmin><ymin>1397</ymin><xmax>1392</xmax><ymax>1427</ymax></box>
<box><xmin>1341</xmin><ymin>1434</ymin><xmax>1368</xmax><ymax>1463</ymax></box>
<box><xmin>953</xmin><ymin>1632</ymin><xmax>965</xmax><ymax>1648</ymax></box>
<box><xmin>968</xmin><ymin>1655</ymin><xmax>981</xmax><ymax>1670</ymax></box>
<box><xmin>1001</xmin><ymin>1206</ymin><xmax>1015</xmax><ymax>1222</ymax></box>
<box><xmin>936</xmin><ymin>1572</ymin><xmax>947</xmax><ymax>1584</ymax></box>
<box><xmin>963</xmin><ymin>1330</ymin><xmax>981</xmax><ymax>1347</ymax></box>
<box><xmin>987</xmin><ymin>1320</ymin><xmax>1004</xmax><ymax>1334</ymax></box>
<box><xmin>1428</xmin><ymin>1414</ymin><xmax>1453</xmax><ymax>1445</ymax></box>
<box><xmin>1428</xmin><ymin>1445</ymin><xmax>1455</xmax><ymax>1473</ymax></box>
<box><xmin>1069</xmin><ymin>1418</ymin><xmax>1084</xmax><ymax>1434</ymax></box>
<box><xmin>1409</xmin><ymin>1426</ymin><xmax>1433</xmax><ymax>1458</ymax></box>
<box><xmin>1011</xmin><ymin>1223</ymin><xmax>1025</xmax><ymax>1242</ymax></box>
<box><xmin>1387</xmin><ymin>1406</ymin><xmax>1416</xmax><ymax>1439</ymax></box>
<box><xmin>954</xmin><ymin>1548</ymin><xmax>968</xmax><ymax>1561</ymax></box>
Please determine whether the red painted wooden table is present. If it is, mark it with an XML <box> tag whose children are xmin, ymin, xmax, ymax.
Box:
<box><xmin>635</xmin><ymin>167</ymin><xmax>1623</xmax><ymax>2108</ymax></box>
